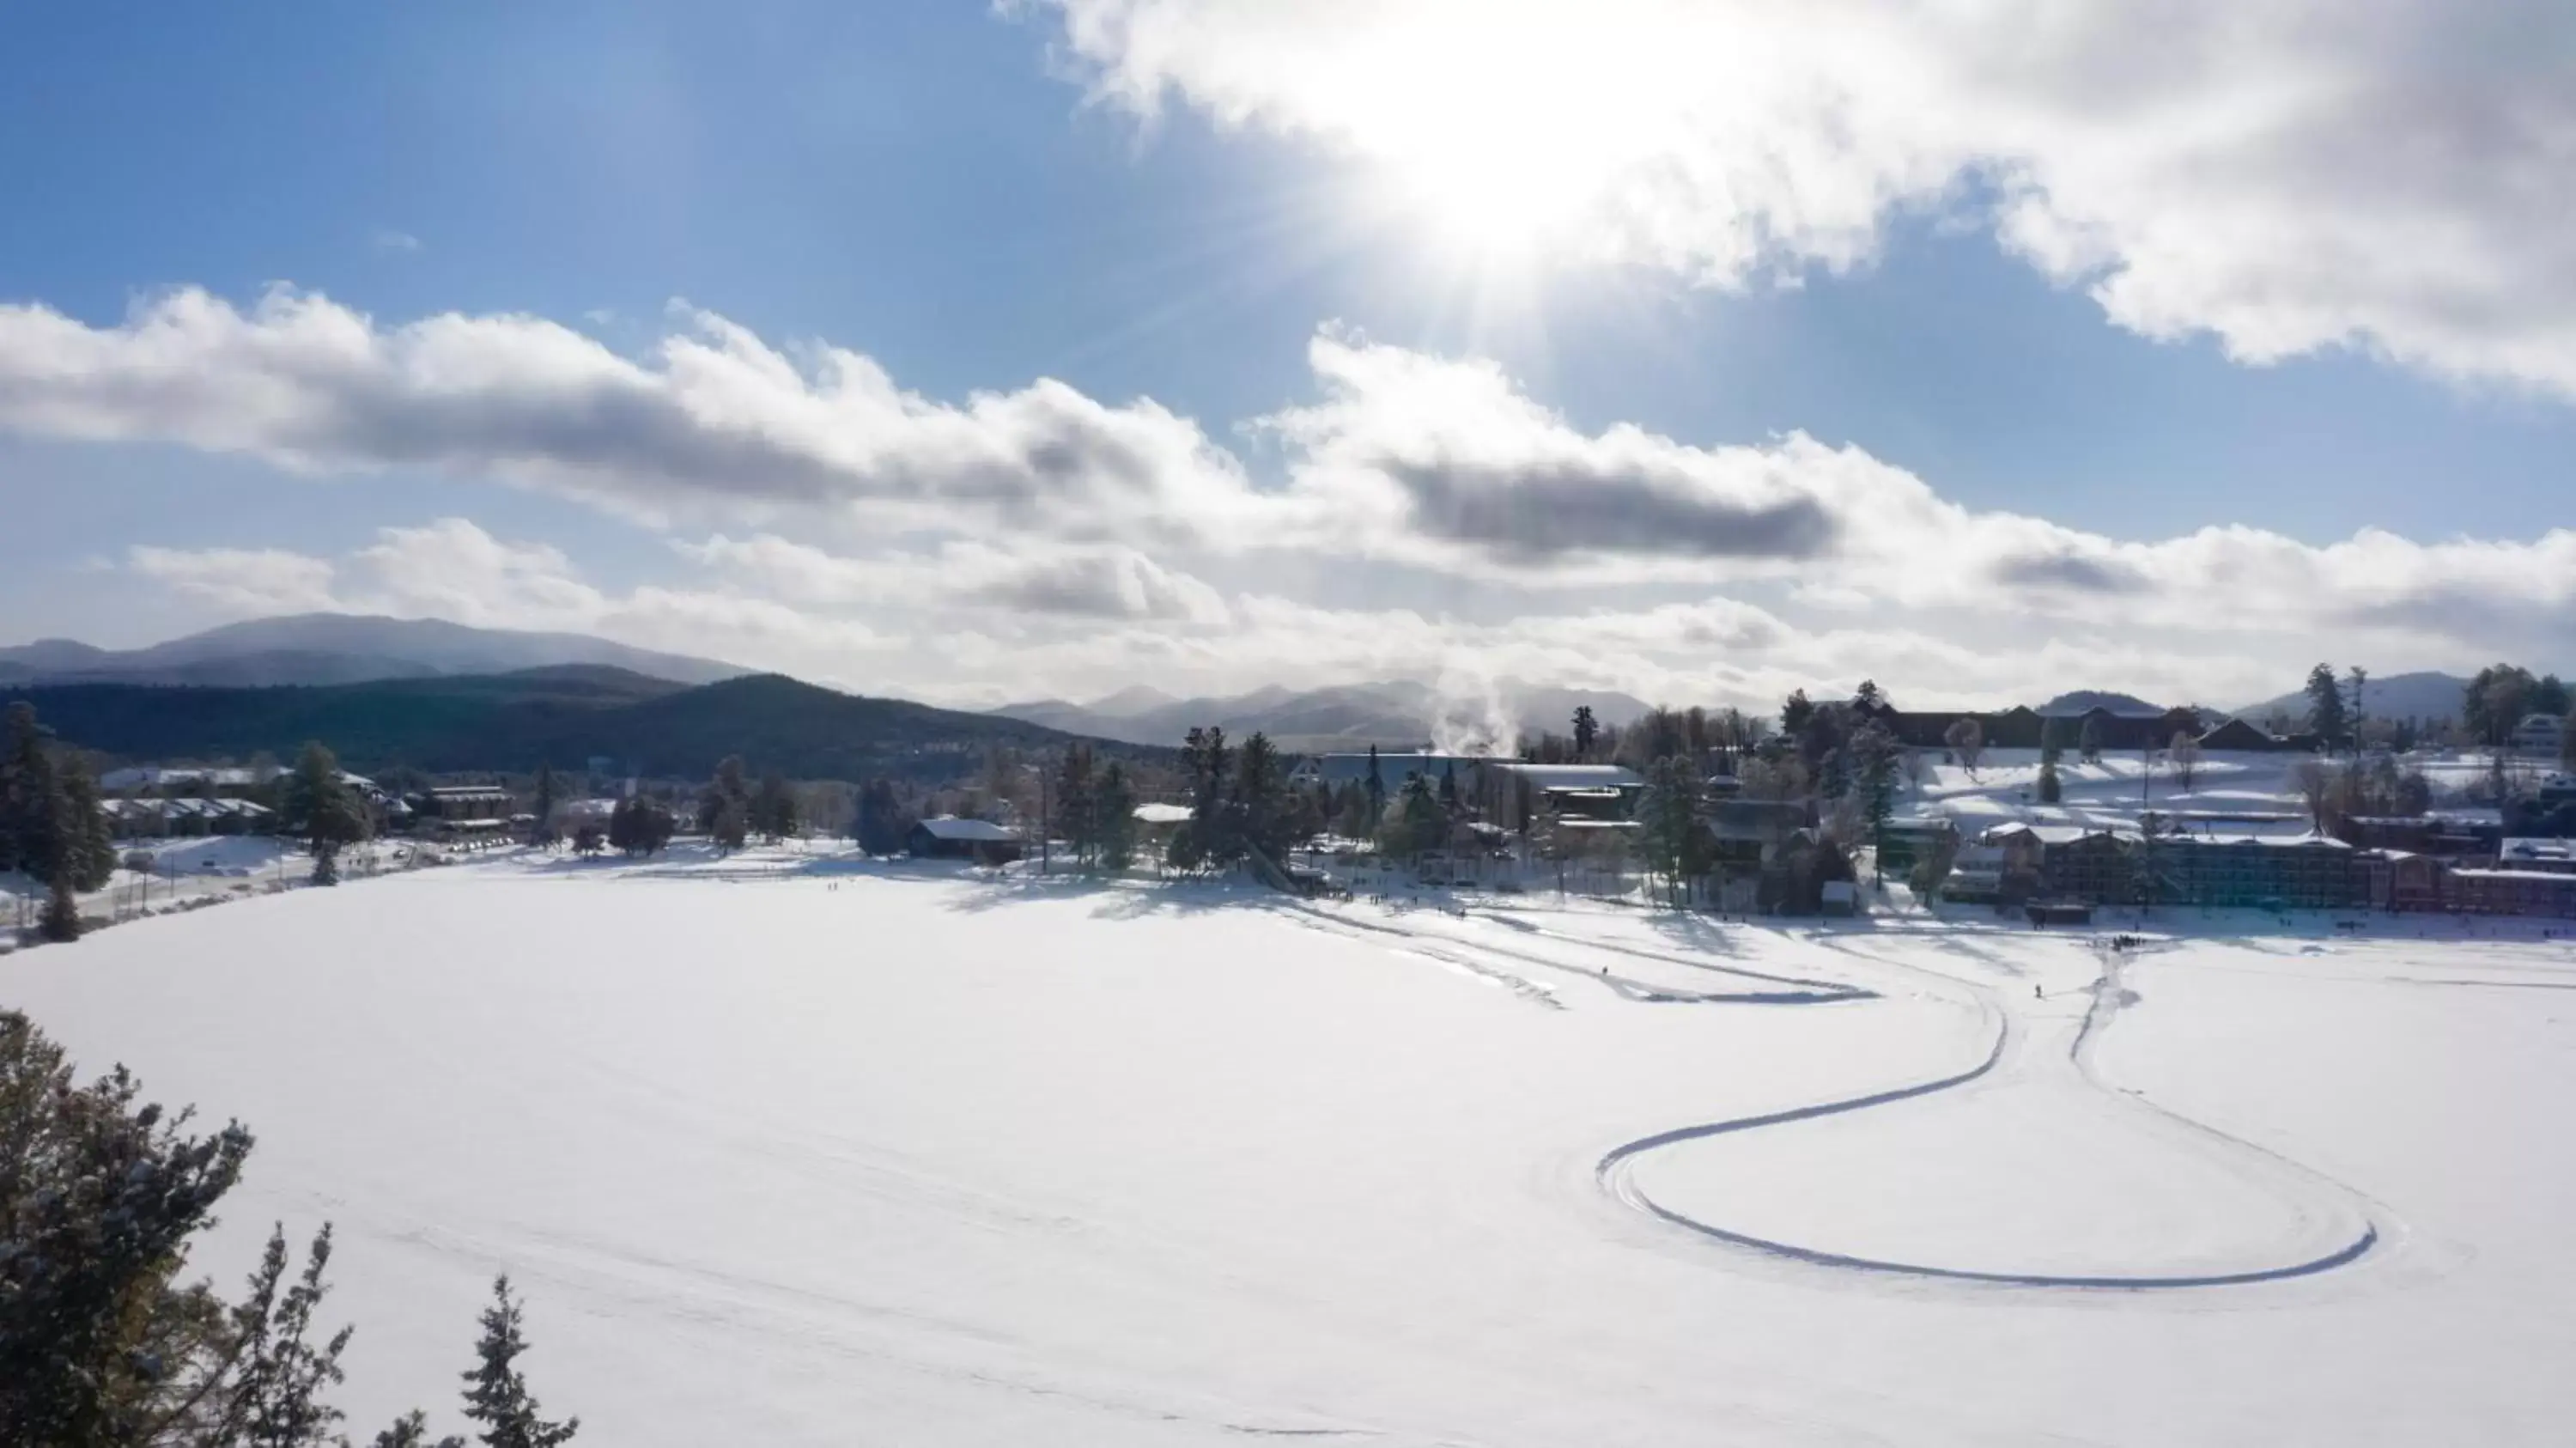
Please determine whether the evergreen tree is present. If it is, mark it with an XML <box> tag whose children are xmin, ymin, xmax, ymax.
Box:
<box><xmin>210</xmin><ymin>1226</ymin><xmax>355</xmax><ymax>1448</ymax></box>
<box><xmin>635</xmin><ymin>798</ymin><xmax>675</xmax><ymax>855</ymax></box>
<box><xmin>708</xmin><ymin>797</ymin><xmax>748</xmax><ymax>853</ymax></box>
<box><xmin>2462</xmin><ymin>664</ymin><xmax>2535</xmax><ymax>746</ymax></box>
<box><xmin>2533</xmin><ymin>672</ymin><xmax>2572</xmax><ymax>719</ymax></box>
<box><xmin>1364</xmin><ymin>745</ymin><xmax>1386</xmax><ymax>830</ymax></box>
<box><xmin>2037</xmin><ymin>757</ymin><xmax>2063</xmax><ymax>804</ymax></box>
<box><xmin>1334</xmin><ymin>782</ymin><xmax>1376</xmax><ymax>841</ymax></box>
<box><xmin>852</xmin><ymin>779</ymin><xmax>909</xmax><ymax>856</ymax></box>
<box><xmin>1232</xmin><ymin>731</ymin><xmax>1286</xmax><ymax>863</ymax></box>
<box><xmin>368</xmin><ymin>1411</ymin><xmax>465</xmax><ymax>1448</ymax></box>
<box><xmin>1778</xmin><ymin>689</ymin><xmax>1814</xmax><ymax>739</ymax></box>
<box><xmin>1848</xmin><ymin>722</ymin><xmax>1900</xmax><ymax>874</ymax></box>
<box><xmin>283</xmin><ymin>743</ymin><xmax>368</xmax><ymax>885</ymax></box>
<box><xmin>40</xmin><ymin>866</ymin><xmax>82</xmax><ymax>942</ymax></box>
<box><xmin>1636</xmin><ymin>757</ymin><xmax>1698</xmax><ymax>906</ymax></box>
<box><xmin>1091</xmin><ymin>762</ymin><xmax>1137</xmax><ymax>872</ymax></box>
<box><xmin>701</xmin><ymin>757</ymin><xmax>750</xmax><ymax>851</ymax></box>
<box><xmin>1383</xmin><ymin>774</ymin><xmax>1443</xmax><ymax>861</ymax></box>
<box><xmin>529</xmin><ymin>764</ymin><xmax>557</xmax><ymax>847</ymax></box>
<box><xmin>1</xmin><ymin>1010</ymin><xmax>578</xmax><ymax>1448</ymax></box>
<box><xmin>2304</xmin><ymin>662</ymin><xmax>2349</xmax><ymax>751</ymax></box>
<box><xmin>1179</xmin><ymin>727</ymin><xmax>1233</xmax><ymax>865</ymax></box>
<box><xmin>1571</xmin><ymin>706</ymin><xmax>1599</xmax><ymax>759</ymax></box>
<box><xmin>2</xmin><ymin>701</ymin><xmax>61</xmax><ymax>883</ymax></box>
<box><xmin>1054</xmin><ymin>745</ymin><xmax>1098</xmax><ymax>867</ymax></box>
<box><xmin>2563</xmin><ymin>705</ymin><xmax>2576</xmax><ymax>772</ymax></box>
<box><xmin>751</xmin><ymin>772</ymin><xmax>798</xmax><ymax>843</ymax></box>
<box><xmin>61</xmin><ymin>767</ymin><xmax>117</xmax><ymax>892</ymax></box>
<box><xmin>2077</xmin><ymin>715</ymin><xmax>2103</xmax><ymax>764</ymax></box>
<box><xmin>457</xmin><ymin>1278</ymin><xmax>578</xmax><ymax>1448</ymax></box>
<box><xmin>0</xmin><ymin>1010</ymin><xmax>253</xmax><ymax>1443</ymax></box>
<box><xmin>1438</xmin><ymin>760</ymin><xmax>1459</xmax><ymax>812</ymax></box>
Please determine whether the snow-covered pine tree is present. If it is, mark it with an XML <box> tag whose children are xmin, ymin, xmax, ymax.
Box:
<box><xmin>458</xmin><ymin>1277</ymin><xmax>578</xmax><ymax>1448</ymax></box>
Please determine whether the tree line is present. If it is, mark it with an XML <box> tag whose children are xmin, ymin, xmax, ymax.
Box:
<box><xmin>1</xmin><ymin>702</ymin><xmax>119</xmax><ymax>940</ymax></box>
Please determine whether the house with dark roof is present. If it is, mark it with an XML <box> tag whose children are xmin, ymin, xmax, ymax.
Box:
<box><xmin>907</xmin><ymin>815</ymin><xmax>1024</xmax><ymax>864</ymax></box>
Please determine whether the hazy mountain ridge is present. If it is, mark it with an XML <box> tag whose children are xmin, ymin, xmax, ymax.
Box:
<box><xmin>993</xmin><ymin>679</ymin><xmax>1653</xmax><ymax>751</ymax></box>
<box><xmin>3</xmin><ymin>667</ymin><xmax>1144</xmax><ymax>781</ymax></box>
<box><xmin>0</xmin><ymin>613</ymin><xmax>746</xmax><ymax>688</ymax></box>
<box><xmin>2236</xmin><ymin>670</ymin><xmax>2472</xmax><ymax>726</ymax></box>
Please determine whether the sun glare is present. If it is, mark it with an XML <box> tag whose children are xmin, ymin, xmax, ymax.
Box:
<box><xmin>1329</xmin><ymin>18</ymin><xmax>1659</xmax><ymax>269</ymax></box>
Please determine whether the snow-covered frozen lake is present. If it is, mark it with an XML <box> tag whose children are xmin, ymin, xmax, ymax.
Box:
<box><xmin>7</xmin><ymin>852</ymin><xmax>2575</xmax><ymax>1445</ymax></box>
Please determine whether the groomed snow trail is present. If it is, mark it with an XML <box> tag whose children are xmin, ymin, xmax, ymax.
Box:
<box><xmin>1585</xmin><ymin>923</ymin><xmax>2384</xmax><ymax>1288</ymax></box>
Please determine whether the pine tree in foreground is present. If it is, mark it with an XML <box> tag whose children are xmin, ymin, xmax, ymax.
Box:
<box><xmin>2</xmin><ymin>1009</ymin><xmax>581</xmax><ymax>1448</ymax></box>
<box><xmin>209</xmin><ymin>1225</ymin><xmax>355</xmax><ymax>1448</ymax></box>
<box><xmin>369</xmin><ymin>1410</ymin><xmax>465</xmax><ymax>1448</ymax></box>
<box><xmin>458</xmin><ymin>1277</ymin><xmax>579</xmax><ymax>1448</ymax></box>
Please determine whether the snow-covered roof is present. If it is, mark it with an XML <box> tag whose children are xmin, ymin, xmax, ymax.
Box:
<box><xmin>97</xmin><ymin>796</ymin><xmax>271</xmax><ymax>818</ymax></box>
<box><xmin>2500</xmin><ymin>838</ymin><xmax>2576</xmax><ymax>864</ymax></box>
<box><xmin>1484</xmin><ymin>763</ymin><xmax>1644</xmax><ymax>791</ymax></box>
<box><xmin>914</xmin><ymin>816</ymin><xmax>1020</xmax><ymax>843</ymax></box>
<box><xmin>100</xmin><ymin>764</ymin><xmax>267</xmax><ymax>792</ymax></box>
<box><xmin>2450</xmin><ymin>868</ymin><xmax>2576</xmax><ymax>884</ymax></box>
<box><xmin>2164</xmin><ymin>831</ymin><xmax>2352</xmax><ymax>850</ymax></box>
<box><xmin>1132</xmin><ymin>802</ymin><xmax>1194</xmax><ymax>825</ymax></box>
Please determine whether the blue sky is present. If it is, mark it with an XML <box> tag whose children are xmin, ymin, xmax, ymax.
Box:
<box><xmin>3</xmin><ymin>2</ymin><xmax>2572</xmax><ymax>709</ymax></box>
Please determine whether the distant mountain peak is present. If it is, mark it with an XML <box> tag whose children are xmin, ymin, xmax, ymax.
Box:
<box><xmin>988</xmin><ymin>678</ymin><xmax>1651</xmax><ymax>751</ymax></box>
<box><xmin>2036</xmin><ymin>690</ymin><xmax>2167</xmax><ymax>718</ymax></box>
<box><xmin>1085</xmin><ymin>684</ymin><xmax>1178</xmax><ymax>717</ymax></box>
<box><xmin>0</xmin><ymin>612</ymin><xmax>746</xmax><ymax>689</ymax></box>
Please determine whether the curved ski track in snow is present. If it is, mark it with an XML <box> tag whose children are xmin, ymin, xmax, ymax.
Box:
<box><xmin>1590</xmin><ymin>932</ymin><xmax>2384</xmax><ymax>1290</ymax></box>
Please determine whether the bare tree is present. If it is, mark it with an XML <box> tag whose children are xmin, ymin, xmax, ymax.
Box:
<box><xmin>1942</xmin><ymin>717</ymin><xmax>1984</xmax><ymax>776</ymax></box>
<box><xmin>2168</xmin><ymin>729</ymin><xmax>2202</xmax><ymax>792</ymax></box>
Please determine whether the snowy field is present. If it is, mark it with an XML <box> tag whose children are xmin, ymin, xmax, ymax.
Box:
<box><xmin>7</xmin><ymin>852</ymin><xmax>2576</xmax><ymax>1445</ymax></box>
<box><xmin>1905</xmin><ymin>745</ymin><xmax>2505</xmax><ymax>837</ymax></box>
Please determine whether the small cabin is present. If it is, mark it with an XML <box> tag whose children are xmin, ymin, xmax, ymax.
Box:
<box><xmin>907</xmin><ymin>816</ymin><xmax>1024</xmax><ymax>865</ymax></box>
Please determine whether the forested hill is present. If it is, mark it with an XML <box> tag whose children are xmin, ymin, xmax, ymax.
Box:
<box><xmin>3</xmin><ymin>667</ymin><xmax>1127</xmax><ymax>780</ymax></box>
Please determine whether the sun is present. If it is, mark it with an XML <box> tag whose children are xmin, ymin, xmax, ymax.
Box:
<box><xmin>1321</xmin><ymin>19</ymin><xmax>1657</xmax><ymax>268</ymax></box>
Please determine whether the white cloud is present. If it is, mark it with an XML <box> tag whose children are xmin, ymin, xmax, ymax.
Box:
<box><xmin>1033</xmin><ymin>0</ymin><xmax>2576</xmax><ymax>399</ymax></box>
<box><xmin>126</xmin><ymin>545</ymin><xmax>339</xmax><ymax>615</ymax></box>
<box><xmin>0</xmin><ymin>286</ymin><xmax>1276</xmax><ymax>542</ymax></box>
<box><xmin>21</xmin><ymin>285</ymin><xmax>2567</xmax><ymax>706</ymax></box>
<box><xmin>678</xmin><ymin>532</ymin><xmax>1233</xmax><ymax>624</ymax></box>
<box><xmin>125</xmin><ymin>520</ymin><xmax>889</xmax><ymax>672</ymax></box>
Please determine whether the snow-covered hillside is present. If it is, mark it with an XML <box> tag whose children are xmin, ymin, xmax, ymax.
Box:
<box><xmin>5</xmin><ymin>855</ymin><xmax>2574</xmax><ymax>1444</ymax></box>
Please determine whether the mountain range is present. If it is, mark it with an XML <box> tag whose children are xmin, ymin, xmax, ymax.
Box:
<box><xmin>3</xmin><ymin>667</ymin><xmax>1121</xmax><ymax>782</ymax></box>
<box><xmin>2236</xmin><ymin>671</ymin><xmax>2471</xmax><ymax>727</ymax></box>
<box><xmin>0</xmin><ymin>614</ymin><xmax>744</xmax><ymax>689</ymax></box>
<box><xmin>992</xmin><ymin>679</ymin><xmax>1653</xmax><ymax>751</ymax></box>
